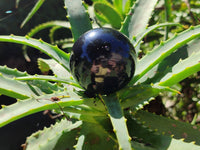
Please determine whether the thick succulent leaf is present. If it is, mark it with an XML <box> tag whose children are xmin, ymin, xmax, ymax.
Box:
<box><xmin>37</xmin><ymin>58</ymin><xmax>71</xmax><ymax>78</ymax></box>
<box><xmin>0</xmin><ymin>73</ymin><xmax>41</xmax><ymax>99</ymax></box>
<box><xmin>131</xmin><ymin>141</ymin><xmax>156</xmax><ymax>150</ymax></box>
<box><xmin>0</xmin><ymin>65</ymin><xmax>28</xmax><ymax>78</ymax></box>
<box><xmin>134</xmin><ymin>110</ymin><xmax>200</xmax><ymax>145</ymax></box>
<box><xmin>21</xmin><ymin>0</ymin><xmax>45</xmax><ymax>28</ymax></box>
<box><xmin>132</xmin><ymin>25</ymin><xmax>200</xmax><ymax>84</ymax></box>
<box><xmin>123</xmin><ymin>0</ymin><xmax>135</xmax><ymax>15</ymax></box>
<box><xmin>103</xmin><ymin>94</ymin><xmax>132</xmax><ymax>150</ymax></box>
<box><xmin>127</xmin><ymin>114</ymin><xmax>171</xmax><ymax>149</ymax></box>
<box><xmin>136</xmin><ymin>38</ymin><xmax>200</xmax><ymax>85</ymax></box>
<box><xmin>0</xmin><ymin>35</ymin><xmax>70</xmax><ymax>71</ymax></box>
<box><xmin>158</xmin><ymin>51</ymin><xmax>200</xmax><ymax>86</ymax></box>
<box><xmin>0</xmin><ymin>65</ymin><xmax>63</xmax><ymax>94</ymax></box>
<box><xmin>75</xmin><ymin>121</ymin><xmax>117</xmax><ymax>150</ymax></box>
<box><xmin>134</xmin><ymin>22</ymin><xmax>180</xmax><ymax>49</ymax></box>
<box><xmin>120</xmin><ymin>0</ymin><xmax>158</xmax><ymax>39</ymax></box>
<box><xmin>94</xmin><ymin>2</ymin><xmax>122</xmax><ymax>29</ymax></box>
<box><xmin>167</xmin><ymin>138</ymin><xmax>200</xmax><ymax>150</ymax></box>
<box><xmin>16</xmin><ymin>75</ymin><xmax>82</xmax><ymax>89</ymax></box>
<box><xmin>23</xmin><ymin>21</ymin><xmax>70</xmax><ymax>61</ymax></box>
<box><xmin>127</xmin><ymin>114</ymin><xmax>200</xmax><ymax>150</ymax></box>
<box><xmin>26</xmin><ymin>21</ymin><xmax>70</xmax><ymax>37</ymax></box>
<box><xmin>113</xmin><ymin>0</ymin><xmax>123</xmax><ymax>15</ymax></box>
<box><xmin>64</xmin><ymin>0</ymin><xmax>92</xmax><ymax>41</ymax></box>
<box><xmin>0</xmin><ymin>91</ymin><xmax>85</xmax><ymax>127</ymax></box>
<box><xmin>25</xmin><ymin>119</ymin><xmax>82</xmax><ymax>150</ymax></box>
<box><xmin>118</xmin><ymin>85</ymin><xmax>178</xmax><ymax>110</ymax></box>
<box><xmin>53</xmin><ymin>38</ymin><xmax>74</xmax><ymax>49</ymax></box>
<box><xmin>62</xmin><ymin>107</ymin><xmax>107</xmax><ymax>124</ymax></box>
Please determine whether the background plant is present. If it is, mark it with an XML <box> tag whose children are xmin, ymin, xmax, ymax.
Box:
<box><xmin>0</xmin><ymin>0</ymin><xmax>200</xmax><ymax>149</ymax></box>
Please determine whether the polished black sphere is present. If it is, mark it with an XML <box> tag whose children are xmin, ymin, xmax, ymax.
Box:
<box><xmin>70</xmin><ymin>28</ymin><xmax>136</xmax><ymax>95</ymax></box>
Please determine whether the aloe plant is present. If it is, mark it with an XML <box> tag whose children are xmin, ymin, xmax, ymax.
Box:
<box><xmin>0</xmin><ymin>0</ymin><xmax>200</xmax><ymax>149</ymax></box>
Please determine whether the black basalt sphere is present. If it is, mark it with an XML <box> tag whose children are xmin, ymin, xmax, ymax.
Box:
<box><xmin>70</xmin><ymin>28</ymin><xmax>136</xmax><ymax>95</ymax></box>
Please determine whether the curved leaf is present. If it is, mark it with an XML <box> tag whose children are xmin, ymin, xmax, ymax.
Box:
<box><xmin>120</xmin><ymin>0</ymin><xmax>158</xmax><ymax>39</ymax></box>
<box><xmin>0</xmin><ymin>65</ymin><xmax>63</xmax><ymax>94</ymax></box>
<box><xmin>119</xmin><ymin>85</ymin><xmax>178</xmax><ymax>110</ymax></box>
<box><xmin>136</xmin><ymin>38</ymin><xmax>200</xmax><ymax>84</ymax></box>
<box><xmin>134</xmin><ymin>110</ymin><xmax>200</xmax><ymax>145</ymax></box>
<box><xmin>158</xmin><ymin>52</ymin><xmax>200</xmax><ymax>86</ymax></box>
<box><xmin>25</xmin><ymin>21</ymin><xmax>70</xmax><ymax>39</ymax></box>
<box><xmin>16</xmin><ymin>75</ymin><xmax>82</xmax><ymax>89</ymax></box>
<box><xmin>0</xmin><ymin>35</ymin><xmax>70</xmax><ymax>71</ymax></box>
<box><xmin>21</xmin><ymin>0</ymin><xmax>45</xmax><ymax>28</ymax></box>
<box><xmin>64</xmin><ymin>0</ymin><xmax>92</xmax><ymax>41</ymax></box>
<box><xmin>0</xmin><ymin>73</ymin><xmax>39</xmax><ymax>99</ymax></box>
<box><xmin>94</xmin><ymin>2</ymin><xmax>122</xmax><ymax>29</ymax></box>
<box><xmin>26</xmin><ymin>119</ymin><xmax>82</xmax><ymax>150</ymax></box>
<box><xmin>103</xmin><ymin>94</ymin><xmax>132</xmax><ymax>150</ymax></box>
<box><xmin>132</xmin><ymin>25</ymin><xmax>200</xmax><ymax>84</ymax></box>
<box><xmin>0</xmin><ymin>91</ymin><xmax>84</xmax><ymax>127</ymax></box>
<box><xmin>76</xmin><ymin>121</ymin><xmax>116</xmax><ymax>150</ymax></box>
<box><xmin>134</xmin><ymin>23</ymin><xmax>180</xmax><ymax>49</ymax></box>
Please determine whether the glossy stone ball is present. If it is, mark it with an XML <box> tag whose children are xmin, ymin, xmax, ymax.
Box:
<box><xmin>70</xmin><ymin>28</ymin><xmax>136</xmax><ymax>95</ymax></box>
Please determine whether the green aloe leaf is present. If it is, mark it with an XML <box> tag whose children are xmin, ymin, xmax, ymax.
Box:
<box><xmin>64</xmin><ymin>0</ymin><xmax>92</xmax><ymax>41</ymax></box>
<box><xmin>103</xmin><ymin>94</ymin><xmax>132</xmax><ymax>150</ymax></box>
<box><xmin>0</xmin><ymin>65</ymin><xmax>63</xmax><ymax>94</ymax></box>
<box><xmin>120</xmin><ymin>0</ymin><xmax>158</xmax><ymax>39</ymax></box>
<box><xmin>134</xmin><ymin>23</ymin><xmax>180</xmax><ymax>49</ymax></box>
<box><xmin>0</xmin><ymin>35</ymin><xmax>70</xmax><ymax>71</ymax></box>
<box><xmin>75</xmin><ymin>121</ymin><xmax>116</xmax><ymax>150</ymax></box>
<box><xmin>113</xmin><ymin>0</ymin><xmax>123</xmax><ymax>15</ymax></box>
<box><xmin>22</xmin><ymin>21</ymin><xmax>70</xmax><ymax>61</ymax></box>
<box><xmin>0</xmin><ymin>91</ymin><xmax>84</xmax><ymax>127</ymax></box>
<box><xmin>119</xmin><ymin>85</ymin><xmax>178</xmax><ymax>110</ymax></box>
<box><xmin>37</xmin><ymin>58</ymin><xmax>71</xmax><ymax>78</ymax></box>
<box><xmin>134</xmin><ymin>110</ymin><xmax>200</xmax><ymax>145</ymax></box>
<box><xmin>26</xmin><ymin>21</ymin><xmax>70</xmax><ymax>37</ymax></box>
<box><xmin>167</xmin><ymin>138</ymin><xmax>200</xmax><ymax>150</ymax></box>
<box><xmin>25</xmin><ymin>119</ymin><xmax>82</xmax><ymax>150</ymax></box>
<box><xmin>136</xmin><ymin>38</ymin><xmax>200</xmax><ymax>84</ymax></box>
<box><xmin>132</xmin><ymin>25</ymin><xmax>200</xmax><ymax>84</ymax></box>
<box><xmin>0</xmin><ymin>73</ymin><xmax>42</xmax><ymax>99</ymax></box>
<box><xmin>16</xmin><ymin>75</ymin><xmax>82</xmax><ymax>89</ymax></box>
<box><xmin>158</xmin><ymin>52</ymin><xmax>200</xmax><ymax>86</ymax></box>
<box><xmin>94</xmin><ymin>2</ymin><xmax>122</xmax><ymax>29</ymax></box>
<box><xmin>127</xmin><ymin>114</ymin><xmax>200</xmax><ymax>150</ymax></box>
<box><xmin>21</xmin><ymin>0</ymin><xmax>45</xmax><ymax>28</ymax></box>
<box><xmin>164</xmin><ymin>0</ymin><xmax>173</xmax><ymax>40</ymax></box>
<box><xmin>0</xmin><ymin>65</ymin><xmax>28</xmax><ymax>78</ymax></box>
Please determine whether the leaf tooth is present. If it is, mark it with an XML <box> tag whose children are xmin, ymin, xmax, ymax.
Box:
<box><xmin>160</xmin><ymin>40</ymin><xmax>165</xmax><ymax>46</ymax></box>
<box><xmin>10</xmin><ymin>34</ymin><xmax>14</xmax><ymax>37</ymax></box>
<box><xmin>189</xmin><ymin>26</ymin><xmax>194</xmax><ymax>30</ymax></box>
<box><xmin>66</xmin><ymin>15</ymin><xmax>70</xmax><ymax>20</ymax></box>
<box><xmin>1</xmin><ymin>105</ymin><xmax>6</xmax><ymax>108</ymax></box>
<box><xmin>191</xmin><ymin>141</ymin><xmax>196</xmax><ymax>144</ymax></box>
<box><xmin>170</xmin><ymin>134</ymin><xmax>174</xmax><ymax>138</ymax></box>
<box><xmin>25</xmin><ymin>35</ymin><xmax>30</xmax><ymax>39</ymax></box>
<box><xmin>39</xmin><ymin>38</ymin><xmax>43</xmax><ymax>43</ymax></box>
